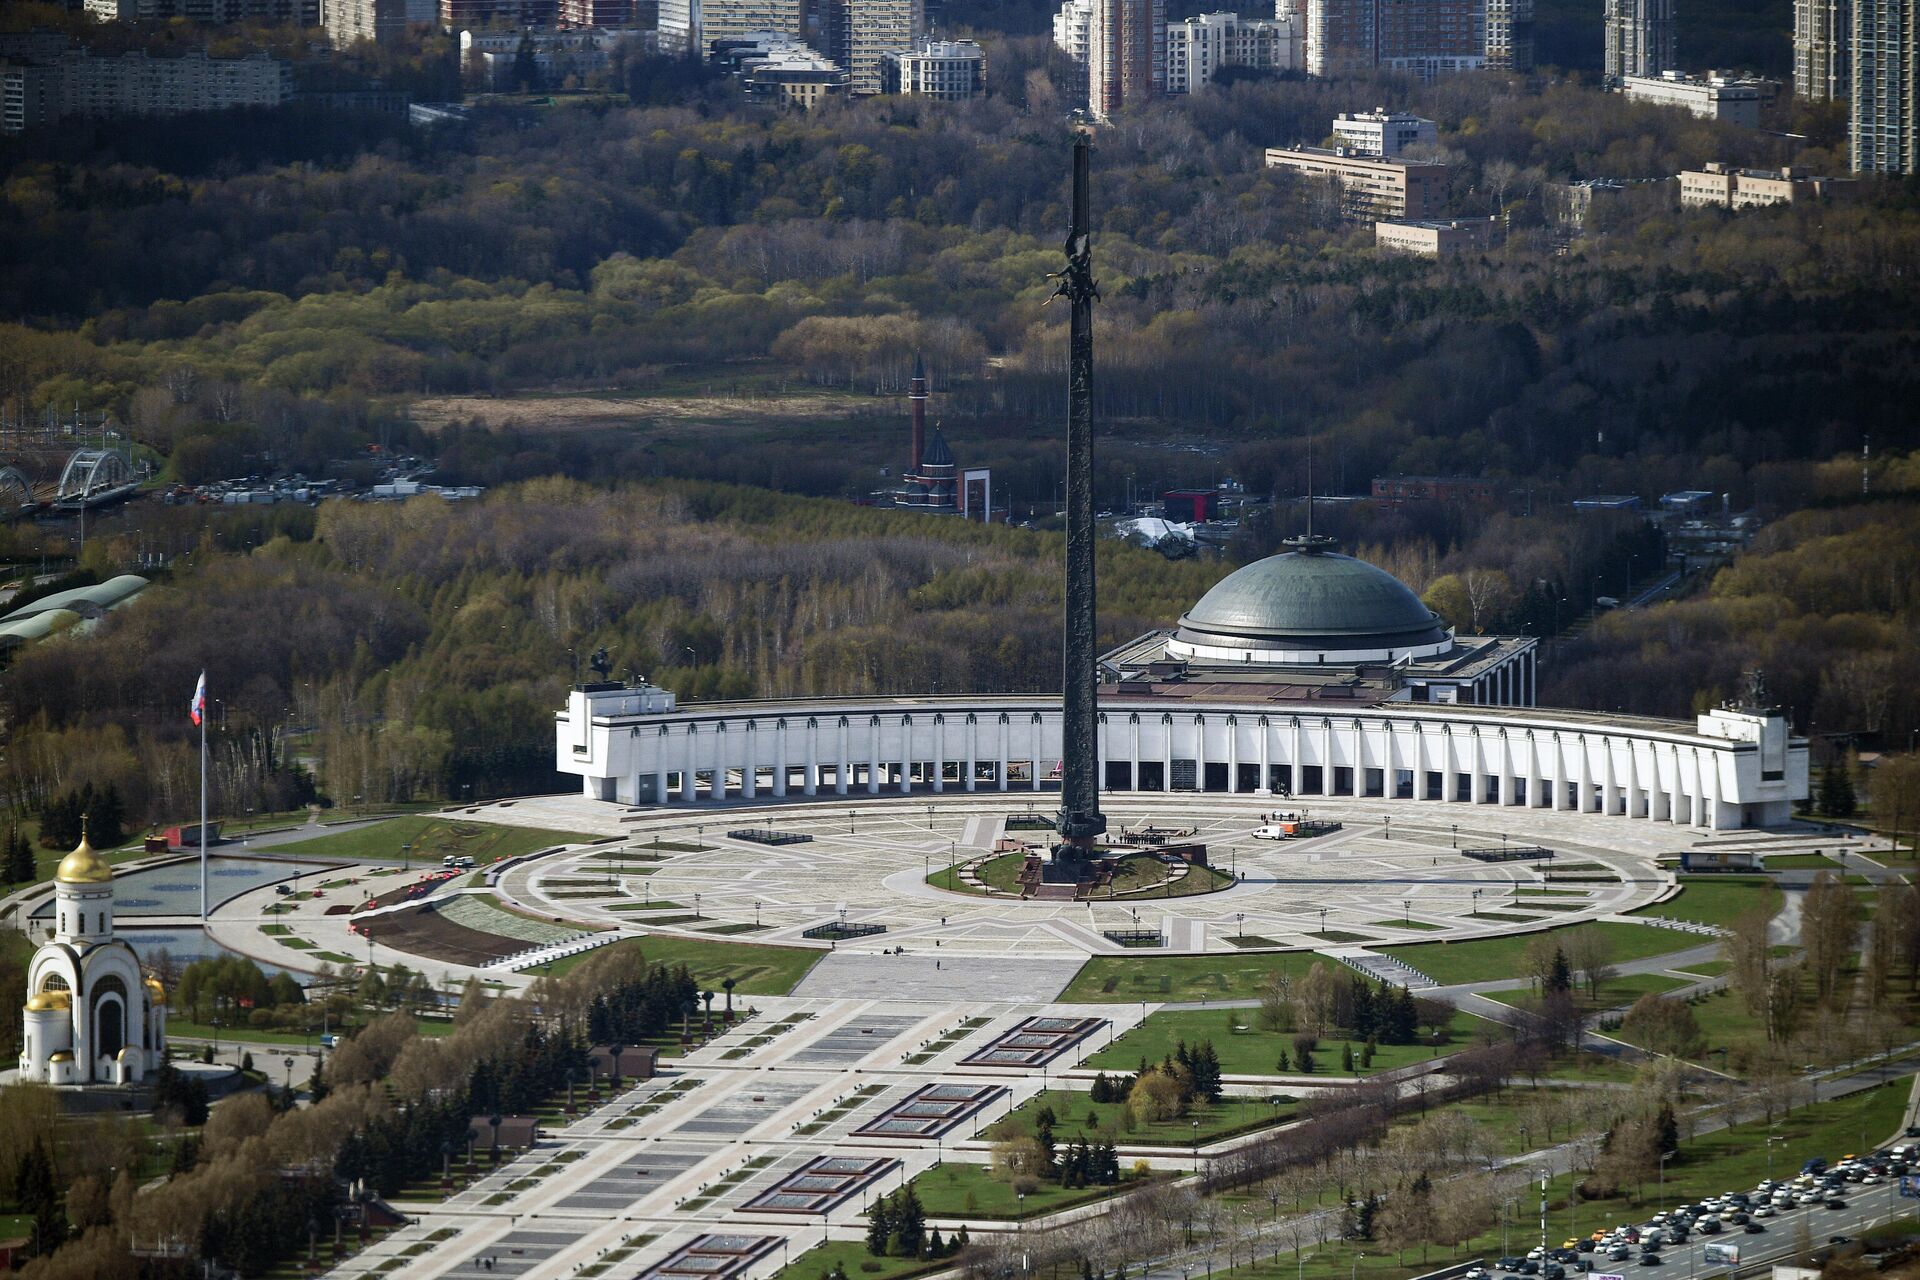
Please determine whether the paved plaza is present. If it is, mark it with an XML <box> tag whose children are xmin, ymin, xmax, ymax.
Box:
<box><xmin>491</xmin><ymin>794</ymin><xmax>1695</xmax><ymax>962</ymax></box>
<box><xmin>139</xmin><ymin>790</ymin><xmax>1876</xmax><ymax>1280</ymax></box>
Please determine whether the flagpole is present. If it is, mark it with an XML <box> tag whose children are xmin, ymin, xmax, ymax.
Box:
<box><xmin>199</xmin><ymin>695</ymin><xmax>208</xmax><ymax>922</ymax></box>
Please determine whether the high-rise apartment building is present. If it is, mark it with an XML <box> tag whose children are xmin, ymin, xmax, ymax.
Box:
<box><xmin>86</xmin><ymin>0</ymin><xmax>319</xmax><ymax>22</ymax></box>
<box><xmin>1053</xmin><ymin>0</ymin><xmax>1094</xmax><ymax>62</ymax></box>
<box><xmin>1306</xmin><ymin>0</ymin><xmax>1501</xmax><ymax>79</ymax></box>
<box><xmin>1165</xmin><ymin>11</ymin><xmax>1298</xmax><ymax>92</ymax></box>
<box><xmin>1795</xmin><ymin>0</ymin><xmax>1850</xmax><ymax>98</ymax></box>
<box><xmin>322</xmin><ymin>0</ymin><xmax>436</xmax><ymax>45</ymax></box>
<box><xmin>1</xmin><ymin>46</ymin><xmax>291</xmax><ymax>134</ymax></box>
<box><xmin>697</xmin><ymin>0</ymin><xmax>804</xmax><ymax>49</ymax></box>
<box><xmin>439</xmin><ymin>0</ymin><xmax>556</xmax><ymax>27</ymax></box>
<box><xmin>1604</xmin><ymin>0</ymin><xmax>1675</xmax><ymax>80</ymax></box>
<box><xmin>1484</xmin><ymin>0</ymin><xmax>1532</xmax><ymax>68</ymax></box>
<box><xmin>1087</xmin><ymin>0</ymin><xmax>1164</xmax><ymax>119</ymax></box>
<box><xmin>1306</xmin><ymin>0</ymin><xmax>1374</xmax><ymax>75</ymax></box>
<box><xmin>820</xmin><ymin>0</ymin><xmax>924</xmax><ymax>95</ymax></box>
<box><xmin>1852</xmin><ymin>0</ymin><xmax>1919</xmax><ymax>172</ymax></box>
<box><xmin>657</xmin><ymin>0</ymin><xmax>697</xmax><ymax>52</ymax></box>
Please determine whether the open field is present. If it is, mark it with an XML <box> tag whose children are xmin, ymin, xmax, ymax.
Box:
<box><xmin>1084</xmin><ymin>1007</ymin><xmax>1490</xmax><ymax>1077</ymax></box>
<box><xmin>279</xmin><ymin>815</ymin><xmax>597</xmax><ymax>864</ymax></box>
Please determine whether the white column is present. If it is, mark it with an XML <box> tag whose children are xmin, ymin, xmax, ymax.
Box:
<box><xmin>1195</xmin><ymin>715</ymin><xmax>1208</xmax><ymax>793</ymax></box>
<box><xmin>868</xmin><ymin>719</ymin><xmax>882</xmax><ymax>795</ymax></box>
<box><xmin>997</xmin><ymin>717</ymin><xmax>1010</xmax><ymax>792</ymax></box>
<box><xmin>899</xmin><ymin>722</ymin><xmax>912</xmax><ymax>795</ymax></box>
<box><xmin>1320</xmin><ymin>720</ymin><xmax>1334</xmax><ymax>797</ymax></box>
<box><xmin>836</xmin><ymin>720</ymin><xmax>850</xmax><ymax>796</ymax></box>
<box><xmin>1289</xmin><ymin>719</ymin><xmax>1302</xmax><ymax>797</ymax></box>
<box><xmin>1668</xmin><ymin>745</ymin><xmax>1684</xmax><ymax>824</ymax></box>
<box><xmin>772</xmin><ymin>722</ymin><xmax>787</xmax><ymax>797</ymax></box>
<box><xmin>1031</xmin><ymin>716</ymin><xmax>1042</xmax><ymax>792</ymax></box>
<box><xmin>934</xmin><ymin>718</ymin><xmax>946</xmax><ymax>793</ymax></box>
<box><xmin>1350</xmin><ymin>720</ymin><xmax>1364</xmax><ymax>796</ymax></box>
<box><xmin>742</xmin><ymin>723</ymin><xmax>757</xmax><ymax>799</ymax></box>
<box><xmin>1162</xmin><ymin>718</ymin><xmax>1173</xmax><ymax>794</ymax></box>
<box><xmin>803</xmin><ymin>723</ymin><xmax>817</xmax><ymax>796</ymax></box>
<box><xmin>1096</xmin><ymin>716</ymin><xmax>1108</xmax><ymax>795</ymax></box>
<box><xmin>681</xmin><ymin>730</ymin><xmax>698</xmax><ymax>802</ymax></box>
<box><xmin>1131</xmin><ymin>717</ymin><xmax>1142</xmax><ymax>790</ymax></box>
<box><xmin>1469</xmin><ymin>733</ymin><xmax>1485</xmax><ymax>804</ymax></box>
<box><xmin>1226</xmin><ymin>719</ymin><xmax>1239</xmax><ymax>794</ymax></box>
<box><xmin>1258</xmin><ymin>719</ymin><xmax>1271</xmax><ymax>795</ymax></box>
<box><xmin>656</xmin><ymin>767</ymin><xmax>669</xmax><ymax>804</ymax></box>
<box><xmin>965</xmin><ymin>718</ymin><xmax>978</xmax><ymax>793</ymax></box>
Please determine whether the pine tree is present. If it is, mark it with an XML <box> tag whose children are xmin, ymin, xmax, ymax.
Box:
<box><xmin>1341</xmin><ymin>1043</ymin><xmax>1355</xmax><ymax>1072</ymax></box>
<box><xmin>4</xmin><ymin>825</ymin><xmax>33</xmax><ymax>884</ymax></box>
<box><xmin>1818</xmin><ymin>759</ymin><xmax>1857</xmax><ymax>818</ymax></box>
<box><xmin>1655</xmin><ymin>1102</ymin><xmax>1679</xmax><ymax>1156</ymax></box>
<box><xmin>1547</xmin><ymin>948</ymin><xmax>1573</xmax><ymax>994</ymax></box>
<box><xmin>865</xmin><ymin>1192</ymin><xmax>892</xmax><ymax>1256</ymax></box>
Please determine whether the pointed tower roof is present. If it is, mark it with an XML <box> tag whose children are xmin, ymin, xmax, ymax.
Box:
<box><xmin>922</xmin><ymin>427</ymin><xmax>954</xmax><ymax>468</ymax></box>
<box><xmin>912</xmin><ymin>351</ymin><xmax>925</xmax><ymax>381</ymax></box>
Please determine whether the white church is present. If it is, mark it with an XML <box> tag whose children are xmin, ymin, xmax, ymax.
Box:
<box><xmin>17</xmin><ymin>824</ymin><xmax>168</xmax><ymax>1086</ymax></box>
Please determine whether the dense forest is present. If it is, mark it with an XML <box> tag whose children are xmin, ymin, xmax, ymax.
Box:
<box><xmin>4</xmin><ymin>15</ymin><xmax>1919</xmax><ymax>828</ymax></box>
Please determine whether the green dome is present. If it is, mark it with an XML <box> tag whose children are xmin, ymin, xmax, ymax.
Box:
<box><xmin>1175</xmin><ymin>541</ymin><xmax>1447</xmax><ymax>655</ymax></box>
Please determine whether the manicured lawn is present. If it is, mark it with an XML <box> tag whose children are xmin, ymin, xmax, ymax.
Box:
<box><xmin>1060</xmin><ymin>951</ymin><xmax>1326</xmax><ymax>1002</ymax></box>
<box><xmin>167</xmin><ymin>1019</ymin><xmax>325</xmax><ymax>1046</ymax></box>
<box><xmin>908</xmin><ymin>1160</ymin><xmax>1157</xmax><ymax>1218</ymax></box>
<box><xmin>541</xmin><ymin>934</ymin><xmax>822</xmax><ymax>994</ymax></box>
<box><xmin>1762</xmin><ymin>853</ymin><xmax>1843</xmax><ymax>870</ymax></box>
<box><xmin>1482</xmin><ymin>971</ymin><xmax>1689</xmax><ymax>1013</ymax></box>
<box><xmin>1381</xmin><ymin>922</ymin><xmax>1699</xmax><ymax>987</ymax></box>
<box><xmin>772</xmin><ymin>1241</ymin><xmax>947</xmax><ymax>1280</ymax></box>
<box><xmin>278</xmin><ymin>815</ymin><xmax>598</xmax><ymax>864</ymax></box>
<box><xmin>1632</xmin><ymin>876</ymin><xmax>1780</xmax><ymax>927</ymax></box>
<box><xmin>987</xmin><ymin>1087</ymin><xmax>1294</xmax><ymax>1147</ymax></box>
<box><xmin>1085</xmin><ymin>1007</ymin><xmax>1489</xmax><ymax>1077</ymax></box>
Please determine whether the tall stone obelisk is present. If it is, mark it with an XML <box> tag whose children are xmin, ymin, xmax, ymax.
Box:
<box><xmin>1054</xmin><ymin>124</ymin><xmax>1107</xmax><ymax>859</ymax></box>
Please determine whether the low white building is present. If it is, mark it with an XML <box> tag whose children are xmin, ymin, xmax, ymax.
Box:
<box><xmin>556</xmin><ymin>539</ymin><xmax>1806</xmax><ymax>829</ymax></box>
<box><xmin>1623</xmin><ymin>70</ymin><xmax>1774</xmax><ymax>127</ymax></box>
<box><xmin>882</xmin><ymin>37</ymin><xmax>985</xmax><ymax>99</ymax></box>
<box><xmin>459</xmin><ymin>27</ymin><xmax>651</xmax><ymax>90</ymax></box>
<box><xmin>1333</xmin><ymin>108</ymin><xmax>1438</xmax><ymax>157</ymax></box>
<box><xmin>1165</xmin><ymin>11</ymin><xmax>1299</xmax><ymax>93</ymax></box>
<box><xmin>17</xmin><ymin>827</ymin><xmax>168</xmax><ymax>1086</ymax></box>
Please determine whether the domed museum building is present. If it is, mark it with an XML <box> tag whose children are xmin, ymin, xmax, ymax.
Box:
<box><xmin>557</xmin><ymin>537</ymin><xmax>1805</xmax><ymax>830</ymax></box>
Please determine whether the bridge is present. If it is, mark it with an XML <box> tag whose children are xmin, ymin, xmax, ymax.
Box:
<box><xmin>51</xmin><ymin>447</ymin><xmax>140</xmax><ymax>511</ymax></box>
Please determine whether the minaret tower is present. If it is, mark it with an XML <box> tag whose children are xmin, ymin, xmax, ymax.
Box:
<box><xmin>909</xmin><ymin>353</ymin><xmax>929</xmax><ymax>478</ymax></box>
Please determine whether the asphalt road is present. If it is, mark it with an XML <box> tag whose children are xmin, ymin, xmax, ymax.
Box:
<box><xmin>1554</xmin><ymin>1178</ymin><xmax>1908</xmax><ymax>1280</ymax></box>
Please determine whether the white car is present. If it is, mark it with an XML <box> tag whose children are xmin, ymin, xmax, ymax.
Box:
<box><xmin>1752</xmin><ymin>1207</ymin><xmax>1775</xmax><ymax>1219</ymax></box>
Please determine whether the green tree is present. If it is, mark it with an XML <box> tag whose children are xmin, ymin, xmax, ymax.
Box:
<box><xmin>1817</xmin><ymin>758</ymin><xmax>1857</xmax><ymax>817</ymax></box>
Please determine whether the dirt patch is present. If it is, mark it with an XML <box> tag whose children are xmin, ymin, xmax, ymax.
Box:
<box><xmin>410</xmin><ymin>391</ymin><xmax>877</xmax><ymax>433</ymax></box>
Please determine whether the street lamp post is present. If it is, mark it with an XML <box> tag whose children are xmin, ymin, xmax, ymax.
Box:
<box><xmin>1192</xmin><ymin>1118</ymin><xmax>1201</xmax><ymax>1174</ymax></box>
<box><xmin>284</xmin><ymin>1055</ymin><xmax>295</xmax><ymax>1095</ymax></box>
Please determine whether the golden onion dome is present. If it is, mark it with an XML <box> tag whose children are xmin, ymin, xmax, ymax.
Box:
<box><xmin>25</xmin><ymin>990</ymin><xmax>71</xmax><ymax>1013</ymax></box>
<box><xmin>144</xmin><ymin>976</ymin><xmax>167</xmax><ymax>1006</ymax></box>
<box><xmin>48</xmin><ymin>1051</ymin><xmax>73</xmax><ymax>1063</ymax></box>
<box><xmin>55</xmin><ymin>827</ymin><xmax>113</xmax><ymax>885</ymax></box>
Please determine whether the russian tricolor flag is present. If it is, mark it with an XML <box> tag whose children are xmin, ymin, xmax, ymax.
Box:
<box><xmin>190</xmin><ymin>671</ymin><xmax>206</xmax><ymax>727</ymax></box>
